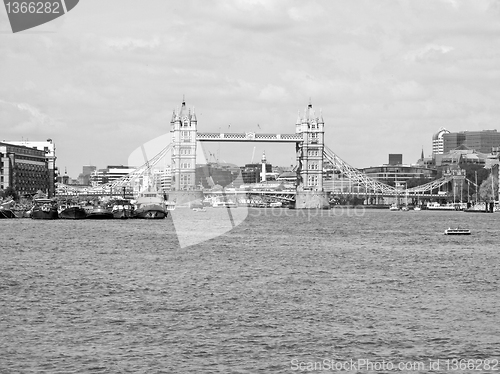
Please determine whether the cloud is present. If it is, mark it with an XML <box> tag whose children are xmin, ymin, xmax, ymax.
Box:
<box><xmin>391</xmin><ymin>80</ymin><xmax>430</xmax><ymax>101</ymax></box>
<box><xmin>258</xmin><ymin>84</ymin><xmax>289</xmax><ymax>102</ymax></box>
<box><xmin>0</xmin><ymin>99</ymin><xmax>64</xmax><ymax>135</ymax></box>
<box><xmin>106</xmin><ymin>36</ymin><xmax>161</xmax><ymax>50</ymax></box>
<box><xmin>404</xmin><ymin>44</ymin><xmax>454</xmax><ymax>62</ymax></box>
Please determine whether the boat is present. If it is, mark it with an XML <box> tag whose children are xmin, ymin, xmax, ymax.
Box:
<box><xmin>444</xmin><ymin>227</ymin><xmax>471</xmax><ymax>235</ymax></box>
<box><xmin>212</xmin><ymin>201</ymin><xmax>237</xmax><ymax>208</ymax></box>
<box><xmin>400</xmin><ymin>206</ymin><xmax>410</xmax><ymax>211</ymax></box>
<box><xmin>464</xmin><ymin>203</ymin><xmax>492</xmax><ymax>213</ymax></box>
<box><xmin>31</xmin><ymin>198</ymin><xmax>58</xmax><ymax>219</ymax></box>
<box><xmin>86</xmin><ymin>205</ymin><xmax>114</xmax><ymax>219</ymax></box>
<box><xmin>413</xmin><ymin>206</ymin><xmax>421</xmax><ymax>211</ymax></box>
<box><xmin>108</xmin><ymin>199</ymin><xmax>134</xmax><ymax>219</ymax></box>
<box><xmin>192</xmin><ymin>207</ymin><xmax>207</xmax><ymax>212</ymax></box>
<box><xmin>134</xmin><ymin>190</ymin><xmax>167</xmax><ymax>219</ymax></box>
<box><xmin>389</xmin><ymin>204</ymin><xmax>400</xmax><ymax>211</ymax></box>
<box><xmin>0</xmin><ymin>208</ymin><xmax>16</xmax><ymax>218</ymax></box>
<box><xmin>58</xmin><ymin>204</ymin><xmax>87</xmax><ymax>219</ymax></box>
<box><xmin>427</xmin><ymin>202</ymin><xmax>463</xmax><ymax>211</ymax></box>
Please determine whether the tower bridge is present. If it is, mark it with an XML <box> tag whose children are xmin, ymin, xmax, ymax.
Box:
<box><xmin>170</xmin><ymin>99</ymin><xmax>328</xmax><ymax>208</ymax></box>
<box><xmin>167</xmin><ymin>99</ymin><xmax>460</xmax><ymax>208</ymax></box>
<box><xmin>59</xmin><ymin>99</ymin><xmax>467</xmax><ymax>207</ymax></box>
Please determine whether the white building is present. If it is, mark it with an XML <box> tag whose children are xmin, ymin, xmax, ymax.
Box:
<box><xmin>432</xmin><ymin>128</ymin><xmax>450</xmax><ymax>157</ymax></box>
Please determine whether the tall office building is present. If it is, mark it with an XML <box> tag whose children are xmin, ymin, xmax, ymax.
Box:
<box><xmin>434</xmin><ymin>129</ymin><xmax>500</xmax><ymax>155</ymax></box>
<box><xmin>456</xmin><ymin>130</ymin><xmax>500</xmax><ymax>153</ymax></box>
<box><xmin>432</xmin><ymin>128</ymin><xmax>450</xmax><ymax>156</ymax></box>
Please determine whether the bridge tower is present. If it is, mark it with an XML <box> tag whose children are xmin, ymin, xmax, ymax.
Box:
<box><xmin>295</xmin><ymin>101</ymin><xmax>325</xmax><ymax>191</ymax></box>
<box><xmin>294</xmin><ymin>101</ymin><xmax>329</xmax><ymax>208</ymax></box>
<box><xmin>170</xmin><ymin>100</ymin><xmax>197</xmax><ymax>191</ymax></box>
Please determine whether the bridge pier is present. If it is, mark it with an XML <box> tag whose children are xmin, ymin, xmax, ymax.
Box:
<box><xmin>295</xmin><ymin>190</ymin><xmax>329</xmax><ymax>209</ymax></box>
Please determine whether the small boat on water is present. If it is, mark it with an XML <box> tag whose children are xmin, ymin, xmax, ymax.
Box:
<box><xmin>192</xmin><ymin>207</ymin><xmax>207</xmax><ymax>212</ymax></box>
<box><xmin>213</xmin><ymin>201</ymin><xmax>237</xmax><ymax>208</ymax></box>
<box><xmin>414</xmin><ymin>206</ymin><xmax>421</xmax><ymax>211</ymax></box>
<box><xmin>108</xmin><ymin>199</ymin><xmax>134</xmax><ymax>219</ymax></box>
<box><xmin>86</xmin><ymin>205</ymin><xmax>114</xmax><ymax>220</ymax></box>
<box><xmin>134</xmin><ymin>190</ymin><xmax>167</xmax><ymax>219</ymax></box>
<box><xmin>444</xmin><ymin>227</ymin><xmax>471</xmax><ymax>235</ymax></box>
<box><xmin>58</xmin><ymin>204</ymin><xmax>87</xmax><ymax>219</ymax></box>
<box><xmin>31</xmin><ymin>198</ymin><xmax>58</xmax><ymax>220</ymax></box>
<box><xmin>389</xmin><ymin>204</ymin><xmax>400</xmax><ymax>211</ymax></box>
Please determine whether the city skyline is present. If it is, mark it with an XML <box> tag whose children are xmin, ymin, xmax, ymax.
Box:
<box><xmin>2</xmin><ymin>0</ymin><xmax>500</xmax><ymax>177</ymax></box>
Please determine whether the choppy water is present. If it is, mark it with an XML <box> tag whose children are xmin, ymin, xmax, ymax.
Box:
<box><xmin>1</xmin><ymin>209</ymin><xmax>499</xmax><ymax>373</ymax></box>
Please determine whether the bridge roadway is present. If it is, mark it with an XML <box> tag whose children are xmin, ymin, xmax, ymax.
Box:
<box><xmin>196</xmin><ymin>132</ymin><xmax>303</xmax><ymax>142</ymax></box>
<box><xmin>199</xmin><ymin>190</ymin><xmax>450</xmax><ymax>199</ymax></box>
<box><xmin>56</xmin><ymin>189</ymin><xmax>451</xmax><ymax>200</ymax></box>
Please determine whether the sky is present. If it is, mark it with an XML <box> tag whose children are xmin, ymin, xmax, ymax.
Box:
<box><xmin>1</xmin><ymin>0</ymin><xmax>500</xmax><ymax>178</ymax></box>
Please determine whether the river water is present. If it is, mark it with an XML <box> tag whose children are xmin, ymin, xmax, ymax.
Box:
<box><xmin>1</xmin><ymin>209</ymin><xmax>499</xmax><ymax>373</ymax></box>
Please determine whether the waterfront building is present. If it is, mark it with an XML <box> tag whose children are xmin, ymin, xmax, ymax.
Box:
<box><xmin>153</xmin><ymin>167</ymin><xmax>172</xmax><ymax>191</ymax></box>
<box><xmin>5</xmin><ymin>139</ymin><xmax>57</xmax><ymax>197</ymax></box>
<box><xmin>276</xmin><ymin>170</ymin><xmax>297</xmax><ymax>184</ymax></box>
<box><xmin>0</xmin><ymin>142</ymin><xmax>49</xmax><ymax>197</ymax></box>
<box><xmin>196</xmin><ymin>163</ymin><xmax>240</xmax><ymax>189</ymax></box>
<box><xmin>361</xmin><ymin>164</ymin><xmax>437</xmax><ymax>185</ymax></box>
<box><xmin>241</xmin><ymin>163</ymin><xmax>272</xmax><ymax>185</ymax></box>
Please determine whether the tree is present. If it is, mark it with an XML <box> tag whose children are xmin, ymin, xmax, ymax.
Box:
<box><xmin>4</xmin><ymin>186</ymin><xmax>19</xmax><ymax>201</ymax></box>
<box><xmin>479</xmin><ymin>174</ymin><xmax>498</xmax><ymax>202</ymax></box>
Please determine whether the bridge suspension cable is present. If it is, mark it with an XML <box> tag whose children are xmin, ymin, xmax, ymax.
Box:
<box><xmin>406</xmin><ymin>175</ymin><xmax>453</xmax><ymax>193</ymax></box>
<box><xmin>95</xmin><ymin>143</ymin><xmax>173</xmax><ymax>192</ymax></box>
<box><xmin>323</xmin><ymin>146</ymin><xmax>398</xmax><ymax>194</ymax></box>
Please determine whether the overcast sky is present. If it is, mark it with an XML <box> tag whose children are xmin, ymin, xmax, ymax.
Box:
<box><xmin>1</xmin><ymin>0</ymin><xmax>500</xmax><ymax>177</ymax></box>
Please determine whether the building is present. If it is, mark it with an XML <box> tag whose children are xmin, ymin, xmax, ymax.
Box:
<box><xmin>241</xmin><ymin>163</ymin><xmax>272</xmax><ymax>185</ymax></box>
<box><xmin>388</xmin><ymin>154</ymin><xmax>403</xmax><ymax>165</ymax></box>
<box><xmin>153</xmin><ymin>167</ymin><xmax>172</xmax><ymax>191</ymax></box>
<box><xmin>433</xmin><ymin>129</ymin><xmax>500</xmax><ymax>156</ymax></box>
<box><xmin>0</xmin><ymin>142</ymin><xmax>49</xmax><ymax>197</ymax></box>
<box><xmin>361</xmin><ymin>164</ymin><xmax>437</xmax><ymax>185</ymax></box>
<box><xmin>5</xmin><ymin>139</ymin><xmax>57</xmax><ymax>197</ymax></box>
<box><xmin>89</xmin><ymin>165</ymin><xmax>135</xmax><ymax>186</ymax></box>
<box><xmin>435</xmin><ymin>146</ymin><xmax>491</xmax><ymax>167</ymax></box>
<box><xmin>195</xmin><ymin>163</ymin><xmax>240</xmax><ymax>188</ymax></box>
<box><xmin>442</xmin><ymin>132</ymin><xmax>466</xmax><ymax>153</ymax></box>
<box><xmin>78</xmin><ymin>165</ymin><xmax>96</xmax><ymax>185</ymax></box>
<box><xmin>432</xmin><ymin>128</ymin><xmax>450</xmax><ymax>157</ymax></box>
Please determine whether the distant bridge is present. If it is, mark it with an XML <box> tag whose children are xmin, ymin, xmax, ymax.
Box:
<box><xmin>56</xmin><ymin>100</ymin><xmax>479</xmax><ymax>205</ymax></box>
